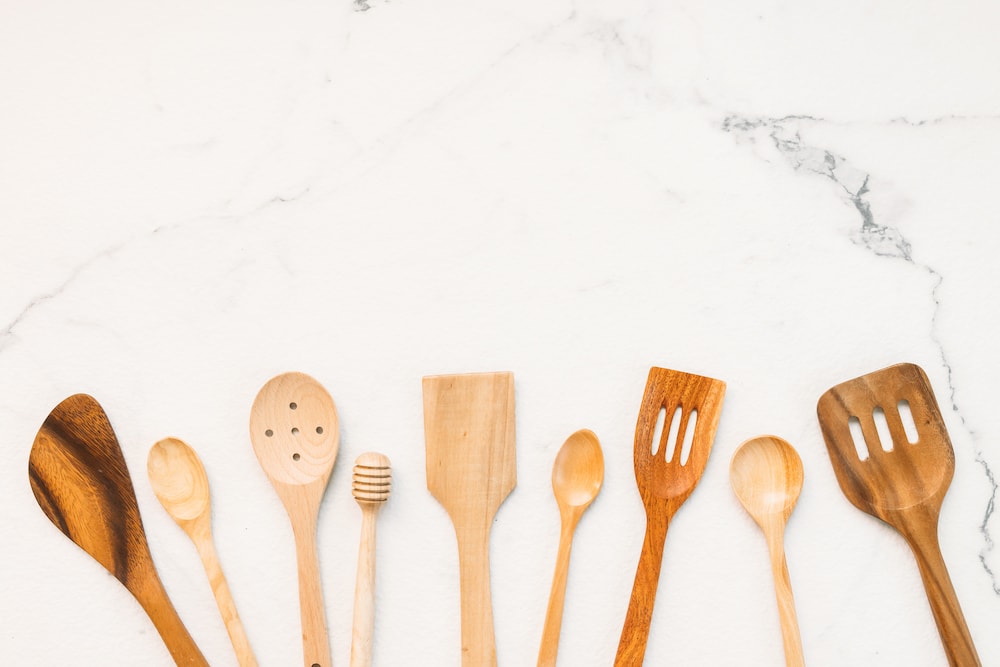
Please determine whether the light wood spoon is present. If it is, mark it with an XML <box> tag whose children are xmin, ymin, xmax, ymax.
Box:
<box><xmin>730</xmin><ymin>435</ymin><xmax>804</xmax><ymax>667</ymax></box>
<box><xmin>250</xmin><ymin>372</ymin><xmax>340</xmax><ymax>667</ymax></box>
<box><xmin>28</xmin><ymin>394</ymin><xmax>208</xmax><ymax>666</ymax></box>
<box><xmin>349</xmin><ymin>452</ymin><xmax>391</xmax><ymax>667</ymax></box>
<box><xmin>148</xmin><ymin>437</ymin><xmax>259</xmax><ymax>667</ymax></box>
<box><xmin>537</xmin><ymin>429</ymin><xmax>604</xmax><ymax>667</ymax></box>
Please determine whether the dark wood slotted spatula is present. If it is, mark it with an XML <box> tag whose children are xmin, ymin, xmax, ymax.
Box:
<box><xmin>817</xmin><ymin>362</ymin><xmax>981</xmax><ymax>667</ymax></box>
<box><xmin>29</xmin><ymin>394</ymin><xmax>208</xmax><ymax>666</ymax></box>
<box><xmin>423</xmin><ymin>371</ymin><xmax>516</xmax><ymax>667</ymax></box>
<box><xmin>615</xmin><ymin>367</ymin><xmax>726</xmax><ymax>666</ymax></box>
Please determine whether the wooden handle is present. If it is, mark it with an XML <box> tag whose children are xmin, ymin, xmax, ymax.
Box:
<box><xmin>902</xmin><ymin>521</ymin><xmax>981</xmax><ymax>667</ymax></box>
<box><xmin>293</xmin><ymin>523</ymin><xmax>332</xmax><ymax>667</ymax></box>
<box><xmin>615</xmin><ymin>516</ymin><xmax>669</xmax><ymax>667</ymax></box>
<box><xmin>764</xmin><ymin>528</ymin><xmax>803</xmax><ymax>667</ymax></box>
<box><xmin>132</xmin><ymin>564</ymin><xmax>211</xmax><ymax>666</ymax></box>
<box><xmin>537</xmin><ymin>513</ymin><xmax>580</xmax><ymax>667</ymax></box>
<box><xmin>456</xmin><ymin>524</ymin><xmax>497</xmax><ymax>667</ymax></box>
<box><xmin>350</xmin><ymin>509</ymin><xmax>378</xmax><ymax>667</ymax></box>
<box><xmin>193</xmin><ymin>535</ymin><xmax>258</xmax><ymax>667</ymax></box>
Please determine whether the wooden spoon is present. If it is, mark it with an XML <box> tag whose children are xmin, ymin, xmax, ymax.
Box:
<box><xmin>536</xmin><ymin>429</ymin><xmax>604</xmax><ymax>667</ymax></box>
<box><xmin>817</xmin><ymin>362</ymin><xmax>981</xmax><ymax>666</ymax></box>
<box><xmin>147</xmin><ymin>437</ymin><xmax>258</xmax><ymax>667</ymax></box>
<box><xmin>349</xmin><ymin>452</ymin><xmax>391</xmax><ymax>667</ymax></box>
<box><xmin>28</xmin><ymin>394</ymin><xmax>208</xmax><ymax>666</ymax></box>
<box><xmin>423</xmin><ymin>371</ymin><xmax>516</xmax><ymax>667</ymax></box>
<box><xmin>729</xmin><ymin>435</ymin><xmax>804</xmax><ymax>667</ymax></box>
<box><xmin>250</xmin><ymin>372</ymin><xmax>340</xmax><ymax>667</ymax></box>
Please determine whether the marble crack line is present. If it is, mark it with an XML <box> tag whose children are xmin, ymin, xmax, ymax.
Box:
<box><xmin>0</xmin><ymin>240</ymin><xmax>127</xmax><ymax>355</ymax></box>
<box><xmin>723</xmin><ymin>113</ymin><xmax>1000</xmax><ymax>592</ymax></box>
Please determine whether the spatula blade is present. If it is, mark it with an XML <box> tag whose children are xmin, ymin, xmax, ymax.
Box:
<box><xmin>423</xmin><ymin>371</ymin><xmax>516</xmax><ymax>516</ymax></box>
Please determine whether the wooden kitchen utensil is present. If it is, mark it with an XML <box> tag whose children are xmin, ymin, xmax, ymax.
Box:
<box><xmin>250</xmin><ymin>372</ymin><xmax>339</xmax><ymax>667</ymax></box>
<box><xmin>817</xmin><ymin>362</ymin><xmax>981</xmax><ymax>667</ymax></box>
<box><xmin>28</xmin><ymin>394</ymin><xmax>208</xmax><ymax>666</ymax></box>
<box><xmin>615</xmin><ymin>367</ymin><xmax>726</xmax><ymax>667</ymax></box>
<box><xmin>730</xmin><ymin>435</ymin><xmax>805</xmax><ymax>667</ymax></box>
<box><xmin>349</xmin><ymin>452</ymin><xmax>391</xmax><ymax>667</ymax></box>
<box><xmin>537</xmin><ymin>429</ymin><xmax>604</xmax><ymax>667</ymax></box>
<box><xmin>148</xmin><ymin>437</ymin><xmax>258</xmax><ymax>667</ymax></box>
<box><xmin>423</xmin><ymin>371</ymin><xmax>516</xmax><ymax>667</ymax></box>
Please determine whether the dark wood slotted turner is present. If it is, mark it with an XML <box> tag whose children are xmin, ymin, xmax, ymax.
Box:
<box><xmin>817</xmin><ymin>362</ymin><xmax>981</xmax><ymax>667</ymax></box>
<box><xmin>28</xmin><ymin>394</ymin><xmax>208</xmax><ymax>666</ymax></box>
<box><xmin>615</xmin><ymin>367</ymin><xmax>726</xmax><ymax>666</ymax></box>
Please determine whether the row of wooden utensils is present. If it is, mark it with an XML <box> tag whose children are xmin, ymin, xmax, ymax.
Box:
<box><xmin>27</xmin><ymin>363</ymin><xmax>981</xmax><ymax>666</ymax></box>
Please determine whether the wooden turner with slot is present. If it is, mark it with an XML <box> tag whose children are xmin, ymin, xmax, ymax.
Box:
<box><xmin>817</xmin><ymin>362</ymin><xmax>981</xmax><ymax>667</ymax></box>
<box><xmin>423</xmin><ymin>371</ymin><xmax>516</xmax><ymax>667</ymax></box>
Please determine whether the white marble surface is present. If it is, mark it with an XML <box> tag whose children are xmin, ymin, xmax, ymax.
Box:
<box><xmin>2</xmin><ymin>0</ymin><xmax>999</xmax><ymax>665</ymax></box>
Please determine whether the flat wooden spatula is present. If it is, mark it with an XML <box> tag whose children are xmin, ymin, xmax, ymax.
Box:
<box><xmin>423</xmin><ymin>371</ymin><xmax>516</xmax><ymax>667</ymax></box>
<box><xmin>29</xmin><ymin>394</ymin><xmax>208</xmax><ymax>666</ymax></box>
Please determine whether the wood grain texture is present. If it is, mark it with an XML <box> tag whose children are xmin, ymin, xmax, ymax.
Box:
<box><xmin>28</xmin><ymin>394</ymin><xmax>208</xmax><ymax>666</ymax></box>
<box><xmin>250</xmin><ymin>372</ymin><xmax>340</xmax><ymax>667</ymax></box>
<box><xmin>615</xmin><ymin>368</ymin><xmax>726</xmax><ymax>667</ymax></box>
<box><xmin>730</xmin><ymin>436</ymin><xmax>804</xmax><ymax>667</ymax></box>
<box><xmin>537</xmin><ymin>430</ymin><xmax>603</xmax><ymax>667</ymax></box>
<box><xmin>423</xmin><ymin>371</ymin><xmax>516</xmax><ymax>667</ymax></box>
<box><xmin>148</xmin><ymin>437</ymin><xmax>258</xmax><ymax>667</ymax></box>
<box><xmin>349</xmin><ymin>452</ymin><xmax>391</xmax><ymax>667</ymax></box>
<box><xmin>817</xmin><ymin>362</ymin><xmax>981</xmax><ymax>667</ymax></box>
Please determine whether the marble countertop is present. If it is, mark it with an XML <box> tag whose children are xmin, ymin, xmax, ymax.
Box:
<box><xmin>2</xmin><ymin>0</ymin><xmax>999</xmax><ymax>665</ymax></box>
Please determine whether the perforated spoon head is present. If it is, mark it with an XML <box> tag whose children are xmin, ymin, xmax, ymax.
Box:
<box><xmin>147</xmin><ymin>437</ymin><xmax>211</xmax><ymax>533</ymax></box>
<box><xmin>552</xmin><ymin>429</ymin><xmax>604</xmax><ymax>511</ymax></box>
<box><xmin>730</xmin><ymin>435</ymin><xmax>803</xmax><ymax>529</ymax></box>
<box><xmin>249</xmin><ymin>372</ymin><xmax>339</xmax><ymax>505</ymax></box>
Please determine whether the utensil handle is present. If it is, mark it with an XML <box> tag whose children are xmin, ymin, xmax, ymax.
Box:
<box><xmin>537</xmin><ymin>514</ymin><xmax>579</xmax><ymax>667</ymax></box>
<box><xmin>765</xmin><ymin>531</ymin><xmax>803</xmax><ymax>667</ymax></box>
<box><xmin>350</xmin><ymin>509</ymin><xmax>378</xmax><ymax>667</ymax></box>
<box><xmin>194</xmin><ymin>535</ymin><xmax>258</xmax><ymax>667</ymax></box>
<box><xmin>456</xmin><ymin>525</ymin><xmax>497</xmax><ymax>667</ymax></box>
<box><xmin>615</xmin><ymin>516</ymin><xmax>668</xmax><ymax>667</ymax></box>
<box><xmin>133</xmin><ymin>565</ymin><xmax>210</xmax><ymax>667</ymax></box>
<box><xmin>905</xmin><ymin>526</ymin><xmax>981</xmax><ymax>667</ymax></box>
<box><xmin>294</xmin><ymin>525</ymin><xmax>332</xmax><ymax>667</ymax></box>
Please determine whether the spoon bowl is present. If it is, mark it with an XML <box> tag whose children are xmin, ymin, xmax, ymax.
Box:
<box><xmin>730</xmin><ymin>435</ymin><xmax>803</xmax><ymax>526</ymax></box>
<box><xmin>552</xmin><ymin>429</ymin><xmax>604</xmax><ymax>510</ymax></box>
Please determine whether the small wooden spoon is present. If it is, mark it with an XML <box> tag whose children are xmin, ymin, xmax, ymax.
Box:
<box><xmin>537</xmin><ymin>429</ymin><xmax>604</xmax><ymax>667</ymax></box>
<box><xmin>730</xmin><ymin>435</ymin><xmax>805</xmax><ymax>667</ymax></box>
<box><xmin>250</xmin><ymin>372</ymin><xmax>340</xmax><ymax>667</ymax></box>
<box><xmin>349</xmin><ymin>452</ymin><xmax>391</xmax><ymax>667</ymax></box>
<box><xmin>147</xmin><ymin>437</ymin><xmax>258</xmax><ymax>667</ymax></box>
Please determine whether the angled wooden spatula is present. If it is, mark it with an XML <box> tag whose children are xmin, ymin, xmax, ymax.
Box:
<box><xmin>29</xmin><ymin>394</ymin><xmax>208</xmax><ymax>666</ymax></box>
<box><xmin>423</xmin><ymin>371</ymin><xmax>516</xmax><ymax>667</ymax></box>
<box><xmin>817</xmin><ymin>362</ymin><xmax>981</xmax><ymax>667</ymax></box>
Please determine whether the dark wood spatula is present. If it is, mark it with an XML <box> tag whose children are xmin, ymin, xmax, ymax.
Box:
<box><xmin>817</xmin><ymin>362</ymin><xmax>981</xmax><ymax>667</ymax></box>
<box><xmin>29</xmin><ymin>394</ymin><xmax>208</xmax><ymax>666</ymax></box>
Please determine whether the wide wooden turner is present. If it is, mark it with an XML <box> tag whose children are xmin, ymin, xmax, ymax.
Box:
<box><xmin>817</xmin><ymin>362</ymin><xmax>981</xmax><ymax>667</ymax></box>
<box><xmin>29</xmin><ymin>394</ymin><xmax>208</xmax><ymax>666</ymax></box>
<box><xmin>423</xmin><ymin>371</ymin><xmax>516</xmax><ymax>667</ymax></box>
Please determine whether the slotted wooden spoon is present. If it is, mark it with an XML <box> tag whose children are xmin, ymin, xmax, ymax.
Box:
<box><xmin>615</xmin><ymin>367</ymin><xmax>726</xmax><ymax>667</ymax></box>
<box><xmin>817</xmin><ymin>362</ymin><xmax>981</xmax><ymax>667</ymax></box>
<box><xmin>250</xmin><ymin>372</ymin><xmax>340</xmax><ymax>667</ymax></box>
<box><xmin>28</xmin><ymin>394</ymin><xmax>208</xmax><ymax>666</ymax></box>
<box><xmin>423</xmin><ymin>371</ymin><xmax>516</xmax><ymax>667</ymax></box>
